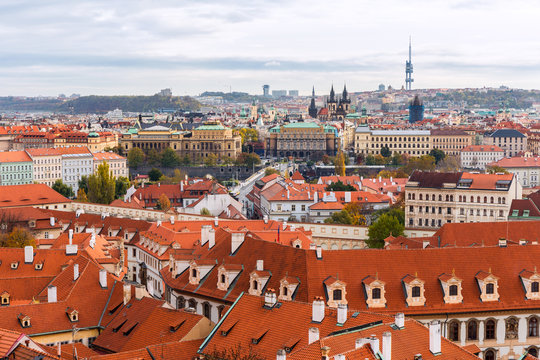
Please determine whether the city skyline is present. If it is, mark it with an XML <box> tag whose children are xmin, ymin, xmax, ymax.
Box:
<box><xmin>1</xmin><ymin>0</ymin><xmax>540</xmax><ymax>96</ymax></box>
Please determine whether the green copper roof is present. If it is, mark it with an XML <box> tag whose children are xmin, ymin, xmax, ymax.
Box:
<box><xmin>282</xmin><ymin>122</ymin><xmax>320</xmax><ymax>129</ymax></box>
<box><xmin>196</xmin><ymin>124</ymin><xmax>226</xmax><ymax>130</ymax></box>
<box><xmin>345</xmin><ymin>113</ymin><xmax>361</xmax><ymax>119</ymax></box>
<box><xmin>88</xmin><ymin>132</ymin><xmax>99</xmax><ymax>137</ymax></box>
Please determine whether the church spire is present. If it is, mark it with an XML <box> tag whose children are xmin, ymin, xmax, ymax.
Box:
<box><xmin>329</xmin><ymin>85</ymin><xmax>335</xmax><ymax>102</ymax></box>
<box><xmin>342</xmin><ymin>84</ymin><xmax>348</xmax><ymax>101</ymax></box>
<box><xmin>312</xmin><ymin>86</ymin><xmax>315</xmax><ymax>98</ymax></box>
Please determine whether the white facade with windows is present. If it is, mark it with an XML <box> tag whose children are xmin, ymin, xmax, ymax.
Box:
<box><xmin>62</xmin><ymin>152</ymin><xmax>93</xmax><ymax>193</ymax></box>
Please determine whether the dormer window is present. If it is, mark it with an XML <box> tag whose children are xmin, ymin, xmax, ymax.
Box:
<box><xmin>249</xmin><ymin>270</ymin><xmax>270</xmax><ymax>296</ymax></box>
<box><xmin>216</xmin><ymin>264</ymin><xmax>242</xmax><ymax>291</ymax></box>
<box><xmin>10</xmin><ymin>262</ymin><xmax>18</xmax><ymax>270</ymax></box>
<box><xmin>279</xmin><ymin>276</ymin><xmax>299</xmax><ymax>301</ymax></box>
<box><xmin>520</xmin><ymin>269</ymin><xmax>540</xmax><ymax>300</ymax></box>
<box><xmin>476</xmin><ymin>270</ymin><xmax>500</xmax><ymax>302</ymax></box>
<box><xmin>324</xmin><ymin>277</ymin><xmax>347</xmax><ymax>308</ymax></box>
<box><xmin>18</xmin><ymin>314</ymin><xmax>31</xmax><ymax>328</ymax></box>
<box><xmin>189</xmin><ymin>265</ymin><xmax>199</xmax><ymax>285</ymax></box>
<box><xmin>439</xmin><ymin>272</ymin><xmax>463</xmax><ymax>304</ymax></box>
<box><xmin>67</xmin><ymin>308</ymin><xmax>79</xmax><ymax>322</ymax></box>
<box><xmin>362</xmin><ymin>275</ymin><xmax>386</xmax><ymax>308</ymax></box>
<box><xmin>1</xmin><ymin>291</ymin><xmax>10</xmax><ymax>306</ymax></box>
<box><xmin>402</xmin><ymin>274</ymin><xmax>426</xmax><ymax>306</ymax></box>
<box><xmin>35</xmin><ymin>262</ymin><xmax>43</xmax><ymax>270</ymax></box>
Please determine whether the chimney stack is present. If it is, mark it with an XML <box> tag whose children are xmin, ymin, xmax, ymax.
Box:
<box><xmin>283</xmin><ymin>221</ymin><xmax>287</xmax><ymax>230</ymax></box>
<box><xmin>208</xmin><ymin>228</ymin><xmax>215</xmax><ymax>248</ymax></box>
<box><xmin>264</xmin><ymin>289</ymin><xmax>277</xmax><ymax>307</ymax></box>
<box><xmin>123</xmin><ymin>283</ymin><xmax>132</xmax><ymax>305</ymax></box>
<box><xmin>316</xmin><ymin>245</ymin><xmax>322</xmax><ymax>260</ymax></box>
<box><xmin>334</xmin><ymin>355</ymin><xmax>346</xmax><ymax>360</ymax></box>
<box><xmin>230</xmin><ymin>232</ymin><xmax>245</xmax><ymax>254</ymax></box>
<box><xmin>99</xmin><ymin>269</ymin><xmax>107</xmax><ymax>288</ymax></box>
<box><xmin>68</xmin><ymin>229</ymin><xmax>73</xmax><ymax>244</ymax></box>
<box><xmin>50</xmin><ymin>217</ymin><xmax>55</xmax><ymax>227</ymax></box>
<box><xmin>429</xmin><ymin>320</ymin><xmax>441</xmax><ymax>354</ymax></box>
<box><xmin>263</xmin><ymin>215</ymin><xmax>269</xmax><ymax>224</ymax></box>
<box><xmin>201</xmin><ymin>225</ymin><xmax>211</xmax><ymax>246</ymax></box>
<box><xmin>276</xmin><ymin>349</ymin><xmax>286</xmax><ymax>360</ymax></box>
<box><xmin>395</xmin><ymin>313</ymin><xmax>405</xmax><ymax>328</ymax></box>
<box><xmin>256</xmin><ymin>259</ymin><xmax>264</xmax><ymax>271</ymax></box>
<box><xmin>382</xmin><ymin>332</ymin><xmax>392</xmax><ymax>360</ymax></box>
<box><xmin>73</xmin><ymin>263</ymin><xmax>79</xmax><ymax>281</ymax></box>
<box><xmin>47</xmin><ymin>285</ymin><xmax>57</xmax><ymax>303</ymax></box>
<box><xmin>135</xmin><ymin>284</ymin><xmax>145</xmax><ymax>300</ymax></box>
<box><xmin>170</xmin><ymin>215</ymin><xmax>175</xmax><ymax>225</ymax></box>
<box><xmin>321</xmin><ymin>346</ymin><xmax>330</xmax><ymax>360</ymax></box>
<box><xmin>312</xmin><ymin>297</ymin><xmax>325</xmax><ymax>323</ymax></box>
<box><xmin>308</xmin><ymin>327</ymin><xmax>319</xmax><ymax>344</ymax></box>
<box><xmin>337</xmin><ymin>304</ymin><xmax>347</xmax><ymax>325</ymax></box>
<box><xmin>367</xmin><ymin>336</ymin><xmax>379</xmax><ymax>354</ymax></box>
<box><xmin>214</xmin><ymin>217</ymin><xmax>219</xmax><ymax>226</ymax></box>
<box><xmin>24</xmin><ymin>246</ymin><xmax>33</xmax><ymax>264</ymax></box>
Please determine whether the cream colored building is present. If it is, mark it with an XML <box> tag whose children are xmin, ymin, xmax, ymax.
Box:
<box><xmin>354</xmin><ymin>126</ymin><xmax>431</xmax><ymax>156</ymax></box>
<box><xmin>405</xmin><ymin>171</ymin><xmax>521</xmax><ymax>229</ymax></box>
<box><xmin>25</xmin><ymin>148</ymin><xmax>63</xmax><ymax>187</ymax></box>
<box><xmin>431</xmin><ymin>129</ymin><xmax>474</xmax><ymax>156</ymax></box>
<box><xmin>93</xmin><ymin>152</ymin><xmax>128</xmax><ymax>178</ymax></box>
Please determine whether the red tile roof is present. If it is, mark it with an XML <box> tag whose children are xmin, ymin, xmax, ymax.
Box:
<box><xmin>0</xmin><ymin>184</ymin><xmax>71</xmax><ymax>208</ymax></box>
<box><xmin>461</xmin><ymin>145</ymin><xmax>503</xmax><ymax>152</ymax></box>
<box><xmin>490</xmin><ymin>156</ymin><xmax>540</xmax><ymax>168</ymax></box>
<box><xmin>0</xmin><ymin>151</ymin><xmax>32</xmax><ymax>163</ymax></box>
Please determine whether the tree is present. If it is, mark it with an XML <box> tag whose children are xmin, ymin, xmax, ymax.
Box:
<box><xmin>334</xmin><ymin>151</ymin><xmax>346</xmax><ymax>176</ymax></box>
<box><xmin>147</xmin><ymin>149</ymin><xmax>161</xmax><ymax>166</ymax></box>
<box><xmin>156</xmin><ymin>193</ymin><xmax>171</xmax><ymax>211</ymax></box>
<box><xmin>204</xmin><ymin>153</ymin><xmax>218</xmax><ymax>167</ymax></box>
<box><xmin>52</xmin><ymin>179</ymin><xmax>74</xmax><ymax>198</ymax></box>
<box><xmin>77</xmin><ymin>188</ymin><xmax>89</xmax><ymax>202</ymax></box>
<box><xmin>200</xmin><ymin>208</ymin><xmax>211</xmax><ymax>216</ymax></box>
<box><xmin>403</xmin><ymin>155</ymin><xmax>436</xmax><ymax>175</ymax></box>
<box><xmin>325</xmin><ymin>210</ymin><xmax>354</xmax><ymax>225</ymax></box>
<box><xmin>88</xmin><ymin>162</ymin><xmax>116</xmax><ymax>204</ymax></box>
<box><xmin>0</xmin><ymin>226</ymin><xmax>36</xmax><ymax>248</ymax></box>
<box><xmin>239</xmin><ymin>128</ymin><xmax>259</xmax><ymax>145</ymax></box>
<box><xmin>264</xmin><ymin>168</ymin><xmax>280</xmax><ymax>176</ymax></box>
<box><xmin>325</xmin><ymin>180</ymin><xmax>356</xmax><ymax>191</ymax></box>
<box><xmin>159</xmin><ymin>169</ymin><xmax>186</xmax><ymax>184</ymax></box>
<box><xmin>236</xmin><ymin>153</ymin><xmax>261</xmax><ymax>167</ymax></box>
<box><xmin>127</xmin><ymin>147</ymin><xmax>145</xmax><ymax>168</ymax></box>
<box><xmin>429</xmin><ymin>149</ymin><xmax>446</xmax><ymax>164</ymax></box>
<box><xmin>325</xmin><ymin>202</ymin><xmax>367</xmax><ymax>226</ymax></box>
<box><xmin>222</xmin><ymin>155</ymin><xmax>235</xmax><ymax>165</ymax></box>
<box><xmin>148</xmin><ymin>168</ymin><xmax>163</xmax><ymax>182</ymax></box>
<box><xmin>366</xmin><ymin>213</ymin><xmax>404</xmax><ymax>248</ymax></box>
<box><xmin>365</xmin><ymin>155</ymin><xmax>376</xmax><ymax>165</ymax></box>
<box><xmin>372</xmin><ymin>207</ymin><xmax>405</xmax><ymax>225</ymax></box>
<box><xmin>161</xmin><ymin>147</ymin><xmax>181</xmax><ymax>167</ymax></box>
<box><xmin>436</xmin><ymin>155</ymin><xmax>461</xmax><ymax>172</ymax></box>
<box><xmin>487</xmin><ymin>165</ymin><xmax>509</xmax><ymax>174</ymax></box>
<box><xmin>321</xmin><ymin>155</ymin><xmax>331</xmax><ymax>165</ymax></box>
<box><xmin>373</xmin><ymin>154</ymin><xmax>389</xmax><ymax>165</ymax></box>
<box><xmin>181</xmin><ymin>154</ymin><xmax>192</xmax><ymax>166</ymax></box>
<box><xmin>391</xmin><ymin>152</ymin><xmax>406</xmax><ymax>166</ymax></box>
<box><xmin>115</xmin><ymin>176</ymin><xmax>131</xmax><ymax>199</ymax></box>
<box><xmin>78</xmin><ymin>176</ymin><xmax>89</xmax><ymax>194</ymax></box>
<box><xmin>380</xmin><ymin>145</ymin><xmax>391</xmax><ymax>158</ymax></box>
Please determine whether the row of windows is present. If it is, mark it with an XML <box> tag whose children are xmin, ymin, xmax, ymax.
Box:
<box><xmin>0</xmin><ymin>165</ymin><xmax>31</xmax><ymax>171</ymax></box>
<box><xmin>408</xmin><ymin>193</ymin><xmax>507</xmax><ymax>204</ymax></box>
<box><xmin>447</xmin><ymin>316</ymin><xmax>539</xmax><ymax>342</ymax></box>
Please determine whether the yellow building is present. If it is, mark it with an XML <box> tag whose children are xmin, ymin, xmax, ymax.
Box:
<box><xmin>431</xmin><ymin>129</ymin><xmax>474</xmax><ymax>156</ymax></box>
<box><xmin>354</xmin><ymin>126</ymin><xmax>431</xmax><ymax>156</ymax></box>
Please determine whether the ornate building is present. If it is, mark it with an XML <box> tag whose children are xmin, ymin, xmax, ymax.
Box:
<box><xmin>320</xmin><ymin>85</ymin><xmax>353</xmax><ymax>120</ymax></box>
<box><xmin>308</xmin><ymin>87</ymin><xmax>318</xmax><ymax>119</ymax></box>
<box><xmin>121</xmin><ymin>121</ymin><xmax>241</xmax><ymax>162</ymax></box>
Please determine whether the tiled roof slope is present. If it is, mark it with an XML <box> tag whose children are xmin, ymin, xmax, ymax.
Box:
<box><xmin>162</xmin><ymin>235</ymin><xmax>540</xmax><ymax>316</ymax></box>
<box><xmin>87</xmin><ymin>339</ymin><xmax>203</xmax><ymax>360</ymax></box>
<box><xmin>201</xmin><ymin>294</ymin><xmax>478</xmax><ymax>360</ymax></box>
<box><xmin>0</xmin><ymin>184</ymin><xmax>70</xmax><ymax>208</ymax></box>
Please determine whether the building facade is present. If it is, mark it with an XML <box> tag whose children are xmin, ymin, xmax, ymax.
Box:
<box><xmin>431</xmin><ymin>129</ymin><xmax>474</xmax><ymax>156</ymax></box>
<box><xmin>26</xmin><ymin>148</ymin><xmax>63</xmax><ymax>187</ymax></box>
<box><xmin>484</xmin><ymin>129</ymin><xmax>527</xmax><ymax>158</ymax></box>
<box><xmin>93</xmin><ymin>152</ymin><xmax>128</xmax><ymax>178</ymax></box>
<box><xmin>0</xmin><ymin>151</ymin><xmax>33</xmax><ymax>185</ymax></box>
<box><xmin>461</xmin><ymin>145</ymin><xmax>505</xmax><ymax>170</ymax></box>
<box><xmin>489</xmin><ymin>157</ymin><xmax>540</xmax><ymax>188</ymax></box>
<box><xmin>405</xmin><ymin>171</ymin><xmax>521</xmax><ymax>229</ymax></box>
<box><xmin>354</xmin><ymin>126</ymin><xmax>431</xmax><ymax>156</ymax></box>
<box><xmin>61</xmin><ymin>148</ymin><xmax>94</xmax><ymax>193</ymax></box>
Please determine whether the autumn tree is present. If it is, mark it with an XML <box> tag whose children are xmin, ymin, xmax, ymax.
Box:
<box><xmin>236</xmin><ymin>153</ymin><xmax>261</xmax><ymax>167</ymax></box>
<box><xmin>334</xmin><ymin>151</ymin><xmax>346</xmax><ymax>176</ymax></box>
<box><xmin>159</xmin><ymin>169</ymin><xmax>187</xmax><ymax>184</ymax></box>
<box><xmin>325</xmin><ymin>202</ymin><xmax>367</xmax><ymax>226</ymax></box>
<box><xmin>366</xmin><ymin>213</ymin><xmax>404</xmax><ymax>248</ymax></box>
<box><xmin>239</xmin><ymin>128</ymin><xmax>259</xmax><ymax>145</ymax></box>
<box><xmin>88</xmin><ymin>162</ymin><xmax>116</xmax><ymax>204</ymax></box>
<box><xmin>264</xmin><ymin>168</ymin><xmax>280</xmax><ymax>176</ymax></box>
<box><xmin>436</xmin><ymin>155</ymin><xmax>461</xmax><ymax>172</ymax></box>
<box><xmin>77</xmin><ymin>188</ymin><xmax>89</xmax><ymax>202</ymax></box>
<box><xmin>204</xmin><ymin>153</ymin><xmax>218</xmax><ymax>167</ymax></box>
<box><xmin>200</xmin><ymin>208</ymin><xmax>211</xmax><ymax>216</ymax></box>
<box><xmin>156</xmin><ymin>193</ymin><xmax>171</xmax><ymax>211</ymax></box>
<box><xmin>487</xmin><ymin>165</ymin><xmax>509</xmax><ymax>174</ymax></box>
<box><xmin>127</xmin><ymin>147</ymin><xmax>145</xmax><ymax>168</ymax></box>
<box><xmin>52</xmin><ymin>179</ymin><xmax>74</xmax><ymax>198</ymax></box>
<box><xmin>403</xmin><ymin>155</ymin><xmax>436</xmax><ymax>175</ymax></box>
<box><xmin>0</xmin><ymin>226</ymin><xmax>36</xmax><ymax>248</ymax></box>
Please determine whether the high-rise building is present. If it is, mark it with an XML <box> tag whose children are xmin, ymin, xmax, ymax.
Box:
<box><xmin>405</xmin><ymin>37</ymin><xmax>414</xmax><ymax>91</ymax></box>
<box><xmin>272</xmin><ymin>90</ymin><xmax>287</xmax><ymax>97</ymax></box>
<box><xmin>378</xmin><ymin>84</ymin><xmax>386</xmax><ymax>91</ymax></box>
<box><xmin>263</xmin><ymin>85</ymin><xmax>270</xmax><ymax>97</ymax></box>
<box><xmin>288</xmin><ymin>90</ymin><xmax>299</xmax><ymax>97</ymax></box>
<box><xmin>409</xmin><ymin>95</ymin><xmax>424</xmax><ymax>123</ymax></box>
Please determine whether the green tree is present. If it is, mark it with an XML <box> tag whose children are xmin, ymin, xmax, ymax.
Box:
<box><xmin>365</xmin><ymin>154</ymin><xmax>376</xmax><ymax>165</ymax></box>
<box><xmin>325</xmin><ymin>210</ymin><xmax>354</xmax><ymax>225</ymax></box>
<box><xmin>403</xmin><ymin>155</ymin><xmax>436</xmax><ymax>175</ymax></box>
<box><xmin>324</xmin><ymin>203</ymin><xmax>367</xmax><ymax>226</ymax></box>
<box><xmin>52</xmin><ymin>179</ymin><xmax>74</xmax><ymax>198</ymax></box>
<box><xmin>181</xmin><ymin>154</ymin><xmax>192</xmax><ymax>166</ymax></box>
<box><xmin>127</xmin><ymin>147</ymin><xmax>145</xmax><ymax>168</ymax></box>
<box><xmin>148</xmin><ymin>168</ymin><xmax>163</xmax><ymax>182</ymax></box>
<box><xmin>239</xmin><ymin>128</ymin><xmax>259</xmax><ymax>145</ymax></box>
<box><xmin>429</xmin><ymin>149</ymin><xmax>446</xmax><ymax>164</ymax></box>
<box><xmin>487</xmin><ymin>165</ymin><xmax>509</xmax><ymax>174</ymax></box>
<box><xmin>200</xmin><ymin>208</ymin><xmax>211</xmax><ymax>216</ymax></box>
<box><xmin>221</xmin><ymin>155</ymin><xmax>235</xmax><ymax>165</ymax></box>
<box><xmin>77</xmin><ymin>188</ymin><xmax>89</xmax><ymax>202</ymax></box>
<box><xmin>380</xmin><ymin>145</ymin><xmax>391</xmax><ymax>158</ymax></box>
<box><xmin>366</xmin><ymin>213</ymin><xmax>405</xmax><ymax>248</ymax></box>
<box><xmin>147</xmin><ymin>149</ymin><xmax>161</xmax><ymax>166</ymax></box>
<box><xmin>372</xmin><ymin>207</ymin><xmax>405</xmax><ymax>225</ymax></box>
<box><xmin>204</xmin><ymin>153</ymin><xmax>218</xmax><ymax>167</ymax></box>
<box><xmin>159</xmin><ymin>169</ymin><xmax>187</xmax><ymax>184</ymax></box>
<box><xmin>161</xmin><ymin>147</ymin><xmax>181</xmax><ymax>167</ymax></box>
<box><xmin>115</xmin><ymin>176</ymin><xmax>131</xmax><ymax>199</ymax></box>
<box><xmin>236</xmin><ymin>153</ymin><xmax>261</xmax><ymax>167</ymax></box>
<box><xmin>78</xmin><ymin>176</ymin><xmax>89</xmax><ymax>194</ymax></box>
<box><xmin>156</xmin><ymin>193</ymin><xmax>171</xmax><ymax>211</ymax></box>
<box><xmin>334</xmin><ymin>151</ymin><xmax>346</xmax><ymax>176</ymax></box>
<box><xmin>264</xmin><ymin>168</ymin><xmax>280</xmax><ymax>176</ymax></box>
<box><xmin>88</xmin><ymin>162</ymin><xmax>116</xmax><ymax>204</ymax></box>
<box><xmin>0</xmin><ymin>226</ymin><xmax>36</xmax><ymax>248</ymax></box>
<box><xmin>325</xmin><ymin>180</ymin><xmax>356</xmax><ymax>191</ymax></box>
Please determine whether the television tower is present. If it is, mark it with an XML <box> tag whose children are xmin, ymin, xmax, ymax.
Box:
<box><xmin>405</xmin><ymin>37</ymin><xmax>414</xmax><ymax>91</ymax></box>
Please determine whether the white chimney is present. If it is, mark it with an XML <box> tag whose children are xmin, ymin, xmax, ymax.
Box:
<box><xmin>314</xmin><ymin>191</ymin><xmax>318</xmax><ymax>203</ymax></box>
<box><xmin>50</xmin><ymin>217</ymin><xmax>55</xmax><ymax>226</ymax></box>
<box><xmin>382</xmin><ymin>331</ymin><xmax>392</xmax><ymax>360</ymax></box>
<box><xmin>309</xmin><ymin>327</ymin><xmax>320</xmax><ymax>344</ymax></box>
<box><xmin>429</xmin><ymin>320</ymin><xmax>441</xmax><ymax>354</ymax></box>
<box><xmin>344</xmin><ymin>192</ymin><xmax>351</xmax><ymax>203</ymax></box>
<box><xmin>214</xmin><ymin>217</ymin><xmax>219</xmax><ymax>226</ymax></box>
<box><xmin>135</xmin><ymin>284</ymin><xmax>145</xmax><ymax>300</ymax></box>
<box><xmin>355</xmin><ymin>338</ymin><xmax>367</xmax><ymax>349</ymax></box>
<box><xmin>367</xmin><ymin>336</ymin><xmax>380</xmax><ymax>354</ymax></box>
<box><xmin>170</xmin><ymin>215</ymin><xmax>175</xmax><ymax>225</ymax></box>
<box><xmin>68</xmin><ymin>229</ymin><xmax>73</xmax><ymax>244</ymax></box>
<box><xmin>57</xmin><ymin>342</ymin><xmax>61</xmax><ymax>357</ymax></box>
<box><xmin>201</xmin><ymin>225</ymin><xmax>211</xmax><ymax>246</ymax></box>
<box><xmin>89</xmin><ymin>232</ymin><xmax>96</xmax><ymax>249</ymax></box>
<box><xmin>230</xmin><ymin>232</ymin><xmax>245</xmax><ymax>254</ymax></box>
<box><xmin>180</xmin><ymin>181</ymin><xmax>184</xmax><ymax>192</ymax></box>
<box><xmin>24</xmin><ymin>246</ymin><xmax>33</xmax><ymax>264</ymax></box>
<box><xmin>157</xmin><ymin>220</ymin><xmax>162</xmax><ymax>227</ymax></box>
<box><xmin>256</xmin><ymin>259</ymin><xmax>264</xmax><ymax>271</ymax></box>
<box><xmin>379</xmin><ymin>176</ymin><xmax>382</xmax><ymax>182</ymax></box>
<box><xmin>263</xmin><ymin>215</ymin><xmax>269</xmax><ymax>224</ymax></box>
<box><xmin>312</xmin><ymin>297</ymin><xmax>325</xmax><ymax>323</ymax></box>
<box><xmin>47</xmin><ymin>285</ymin><xmax>57</xmax><ymax>303</ymax></box>
<box><xmin>158</xmin><ymin>182</ymin><xmax>160</xmax><ymax>187</ymax></box>
<box><xmin>395</xmin><ymin>313</ymin><xmax>405</xmax><ymax>328</ymax></box>
<box><xmin>66</xmin><ymin>244</ymin><xmax>78</xmax><ymax>255</ymax></box>
<box><xmin>264</xmin><ymin>289</ymin><xmax>277</xmax><ymax>307</ymax></box>
<box><xmin>99</xmin><ymin>269</ymin><xmax>107</xmax><ymax>288</ymax></box>
<box><xmin>276</xmin><ymin>349</ymin><xmax>286</xmax><ymax>360</ymax></box>
<box><xmin>283</xmin><ymin>221</ymin><xmax>287</xmax><ymax>230</ymax></box>
<box><xmin>123</xmin><ymin>283</ymin><xmax>132</xmax><ymax>305</ymax></box>
<box><xmin>316</xmin><ymin>245</ymin><xmax>322</xmax><ymax>259</ymax></box>
<box><xmin>73</xmin><ymin>263</ymin><xmax>79</xmax><ymax>281</ymax></box>
<box><xmin>334</xmin><ymin>355</ymin><xmax>346</xmax><ymax>360</ymax></box>
<box><xmin>337</xmin><ymin>304</ymin><xmax>347</xmax><ymax>324</ymax></box>
<box><xmin>208</xmin><ymin>228</ymin><xmax>215</xmax><ymax>248</ymax></box>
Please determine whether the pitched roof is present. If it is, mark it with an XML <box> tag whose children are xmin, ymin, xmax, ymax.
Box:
<box><xmin>0</xmin><ymin>184</ymin><xmax>71</xmax><ymax>208</ymax></box>
<box><xmin>490</xmin><ymin>156</ymin><xmax>540</xmax><ymax>168</ymax></box>
<box><xmin>461</xmin><ymin>145</ymin><xmax>504</xmax><ymax>152</ymax></box>
<box><xmin>0</xmin><ymin>151</ymin><xmax>32</xmax><ymax>163</ymax></box>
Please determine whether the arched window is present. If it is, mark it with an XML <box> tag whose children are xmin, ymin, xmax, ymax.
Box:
<box><xmin>490</xmin><ymin>197</ymin><xmax>494</xmax><ymax>203</ymax></box>
<box><xmin>188</xmin><ymin>298</ymin><xmax>197</xmax><ymax>309</ymax></box>
<box><xmin>486</xmin><ymin>283</ymin><xmax>494</xmax><ymax>294</ymax></box>
<box><xmin>333</xmin><ymin>289</ymin><xmax>342</xmax><ymax>300</ymax></box>
<box><xmin>283</xmin><ymin>286</ymin><xmax>288</xmax><ymax>296</ymax></box>
<box><xmin>529</xmin><ymin>317</ymin><xmax>538</xmax><ymax>337</ymax></box>
<box><xmin>449</xmin><ymin>284</ymin><xmax>458</xmax><ymax>296</ymax></box>
<box><xmin>528</xmin><ymin>347</ymin><xmax>538</xmax><ymax>357</ymax></box>
<box><xmin>484</xmin><ymin>349</ymin><xmax>495</xmax><ymax>360</ymax></box>
<box><xmin>471</xmin><ymin>196</ymin><xmax>474</xmax><ymax>202</ymax></box>
<box><xmin>191</xmin><ymin>268</ymin><xmax>197</xmax><ymax>278</ymax></box>
<box><xmin>450</xmin><ymin>195</ymin><xmax>454</xmax><ymax>202</ymax></box>
<box><xmin>449</xmin><ymin>321</ymin><xmax>459</xmax><ymax>341</ymax></box>
<box><xmin>412</xmin><ymin>286</ymin><xmax>421</xmax><ymax>297</ymax></box>
<box><xmin>253</xmin><ymin>280</ymin><xmax>258</xmax><ymax>290</ymax></box>
<box><xmin>445</xmin><ymin>195</ymin><xmax>449</xmax><ymax>202</ymax></box>
<box><xmin>203</xmin><ymin>302</ymin><xmax>211</xmax><ymax>319</ymax></box>
<box><xmin>485</xmin><ymin>319</ymin><xmax>496</xmax><ymax>339</ymax></box>
<box><xmin>467</xmin><ymin>320</ymin><xmax>478</xmax><ymax>340</ymax></box>
<box><xmin>439</xmin><ymin>195</ymin><xmax>442</xmax><ymax>201</ymax></box>
<box><xmin>432</xmin><ymin>194</ymin><xmax>436</xmax><ymax>201</ymax></box>
<box><xmin>533</xmin><ymin>282</ymin><xmax>539</xmax><ymax>293</ymax></box>
<box><xmin>220</xmin><ymin>274</ymin><xmax>226</xmax><ymax>284</ymax></box>
<box><xmin>420</xmin><ymin>194</ymin><xmax>423</xmax><ymax>200</ymax></box>
<box><xmin>217</xmin><ymin>305</ymin><xmax>225</xmax><ymax>320</ymax></box>
<box><xmin>484</xmin><ymin>196</ymin><xmax>487</xmax><ymax>203</ymax></box>
<box><xmin>176</xmin><ymin>296</ymin><xmax>186</xmax><ymax>309</ymax></box>
<box><xmin>372</xmin><ymin>288</ymin><xmax>381</xmax><ymax>299</ymax></box>
<box><xmin>477</xmin><ymin>196</ymin><xmax>481</xmax><ymax>203</ymax></box>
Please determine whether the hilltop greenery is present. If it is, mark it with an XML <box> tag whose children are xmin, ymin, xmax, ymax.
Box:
<box><xmin>58</xmin><ymin>95</ymin><xmax>201</xmax><ymax>113</ymax></box>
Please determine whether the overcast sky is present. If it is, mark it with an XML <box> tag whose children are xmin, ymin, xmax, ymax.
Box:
<box><xmin>2</xmin><ymin>0</ymin><xmax>540</xmax><ymax>96</ymax></box>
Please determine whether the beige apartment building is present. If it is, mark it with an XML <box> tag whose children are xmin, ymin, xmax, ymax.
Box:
<box><xmin>405</xmin><ymin>171</ymin><xmax>521</xmax><ymax>229</ymax></box>
<box><xmin>93</xmin><ymin>152</ymin><xmax>128</xmax><ymax>178</ymax></box>
<box><xmin>431</xmin><ymin>129</ymin><xmax>474</xmax><ymax>156</ymax></box>
<box><xmin>354</xmin><ymin>125</ymin><xmax>431</xmax><ymax>156</ymax></box>
<box><xmin>25</xmin><ymin>148</ymin><xmax>63</xmax><ymax>187</ymax></box>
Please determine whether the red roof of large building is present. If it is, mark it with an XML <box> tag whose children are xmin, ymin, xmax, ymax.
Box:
<box><xmin>0</xmin><ymin>151</ymin><xmax>32</xmax><ymax>163</ymax></box>
<box><xmin>490</xmin><ymin>156</ymin><xmax>540</xmax><ymax>168</ymax></box>
<box><xmin>0</xmin><ymin>184</ymin><xmax>71</xmax><ymax>208</ymax></box>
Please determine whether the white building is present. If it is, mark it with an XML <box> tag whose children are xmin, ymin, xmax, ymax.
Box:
<box><xmin>26</xmin><ymin>148</ymin><xmax>63</xmax><ymax>187</ymax></box>
<box><xmin>461</xmin><ymin>145</ymin><xmax>504</xmax><ymax>170</ymax></box>
<box><xmin>489</xmin><ymin>156</ymin><xmax>540</xmax><ymax>188</ymax></box>
<box><xmin>61</xmin><ymin>147</ymin><xmax>94</xmax><ymax>193</ymax></box>
<box><xmin>93</xmin><ymin>152</ymin><xmax>128</xmax><ymax>178</ymax></box>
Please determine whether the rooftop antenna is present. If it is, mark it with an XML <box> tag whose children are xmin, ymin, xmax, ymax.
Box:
<box><xmin>405</xmin><ymin>36</ymin><xmax>414</xmax><ymax>91</ymax></box>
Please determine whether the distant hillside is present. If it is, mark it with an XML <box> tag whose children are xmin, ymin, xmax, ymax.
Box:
<box><xmin>58</xmin><ymin>95</ymin><xmax>201</xmax><ymax>114</ymax></box>
<box><xmin>0</xmin><ymin>97</ymin><xmax>63</xmax><ymax>112</ymax></box>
